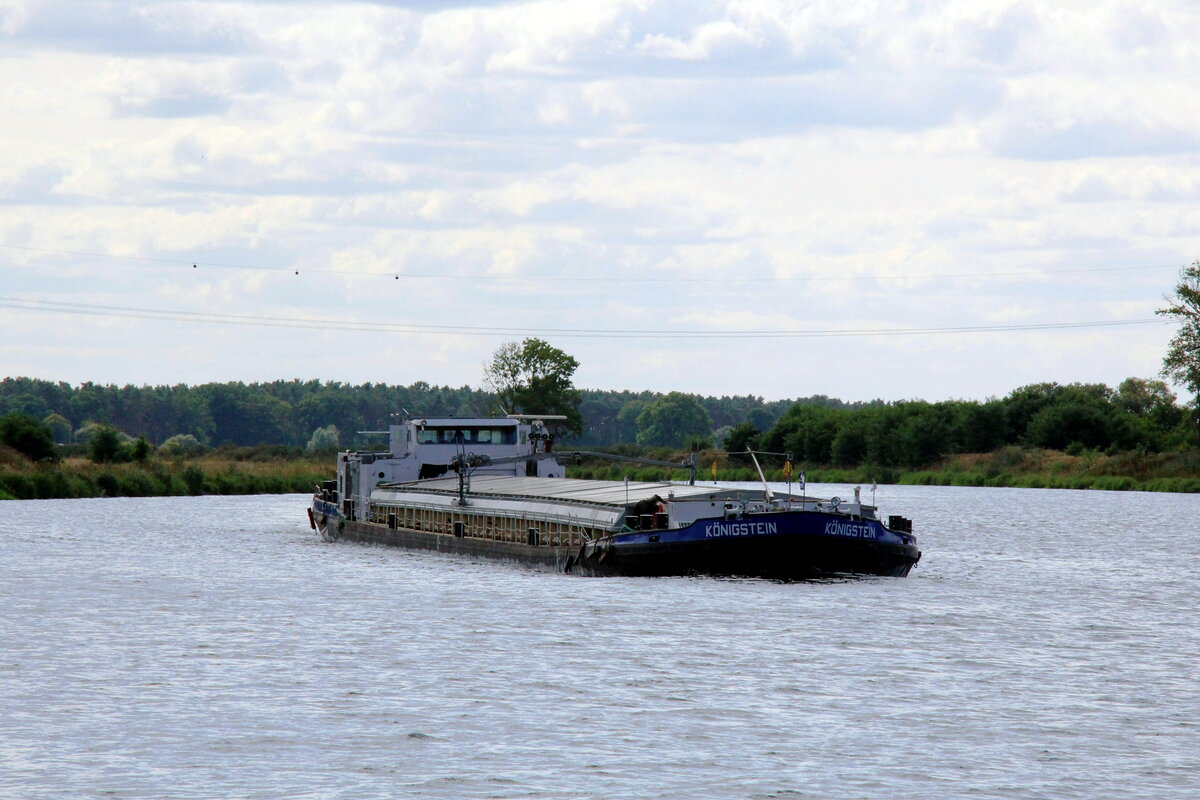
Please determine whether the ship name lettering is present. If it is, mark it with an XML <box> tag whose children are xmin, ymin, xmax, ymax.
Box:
<box><xmin>823</xmin><ymin>521</ymin><xmax>875</xmax><ymax>539</ymax></box>
<box><xmin>703</xmin><ymin>521</ymin><xmax>779</xmax><ymax>538</ymax></box>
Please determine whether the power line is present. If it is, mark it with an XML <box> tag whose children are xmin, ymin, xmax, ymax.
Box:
<box><xmin>0</xmin><ymin>243</ymin><xmax>1174</xmax><ymax>284</ymax></box>
<box><xmin>0</xmin><ymin>295</ymin><xmax>1166</xmax><ymax>340</ymax></box>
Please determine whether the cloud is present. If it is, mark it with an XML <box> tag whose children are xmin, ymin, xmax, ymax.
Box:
<box><xmin>1058</xmin><ymin>172</ymin><xmax>1123</xmax><ymax>203</ymax></box>
<box><xmin>0</xmin><ymin>163</ymin><xmax>68</xmax><ymax>203</ymax></box>
<box><xmin>5</xmin><ymin>0</ymin><xmax>256</xmax><ymax>54</ymax></box>
<box><xmin>630</xmin><ymin>71</ymin><xmax>1002</xmax><ymax>139</ymax></box>
<box><xmin>2</xmin><ymin>0</ymin><xmax>1196</xmax><ymax>399</ymax></box>
<box><xmin>638</xmin><ymin>20</ymin><xmax>762</xmax><ymax>61</ymax></box>
<box><xmin>113</xmin><ymin>92</ymin><xmax>232</xmax><ymax>118</ymax></box>
<box><xmin>990</xmin><ymin>118</ymin><xmax>1200</xmax><ymax>161</ymax></box>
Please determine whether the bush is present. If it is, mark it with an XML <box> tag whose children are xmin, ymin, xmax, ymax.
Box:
<box><xmin>76</xmin><ymin>422</ymin><xmax>132</xmax><ymax>446</ymax></box>
<box><xmin>131</xmin><ymin>438</ymin><xmax>152</xmax><ymax>462</ymax></box>
<box><xmin>118</xmin><ymin>470</ymin><xmax>157</xmax><ymax>496</ymax></box>
<box><xmin>181</xmin><ymin>465</ymin><xmax>206</xmax><ymax>495</ymax></box>
<box><xmin>0</xmin><ymin>472</ymin><xmax>36</xmax><ymax>499</ymax></box>
<box><xmin>96</xmin><ymin>473</ymin><xmax>120</xmax><ymax>496</ymax></box>
<box><xmin>89</xmin><ymin>425</ymin><xmax>124</xmax><ymax>463</ymax></box>
<box><xmin>306</xmin><ymin>425</ymin><xmax>340</xmax><ymax>454</ymax></box>
<box><xmin>0</xmin><ymin>412</ymin><xmax>58</xmax><ymax>462</ymax></box>
<box><xmin>159</xmin><ymin>434</ymin><xmax>208</xmax><ymax>458</ymax></box>
<box><xmin>216</xmin><ymin>444</ymin><xmax>303</xmax><ymax>461</ymax></box>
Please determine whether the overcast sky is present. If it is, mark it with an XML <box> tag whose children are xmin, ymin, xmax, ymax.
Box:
<box><xmin>1</xmin><ymin>0</ymin><xmax>1196</xmax><ymax>402</ymax></box>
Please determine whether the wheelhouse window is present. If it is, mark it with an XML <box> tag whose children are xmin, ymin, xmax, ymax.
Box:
<box><xmin>416</xmin><ymin>426</ymin><xmax>517</xmax><ymax>445</ymax></box>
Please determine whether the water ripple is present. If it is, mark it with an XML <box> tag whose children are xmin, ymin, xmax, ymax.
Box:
<box><xmin>1</xmin><ymin>486</ymin><xmax>1197</xmax><ymax>799</ymax></box>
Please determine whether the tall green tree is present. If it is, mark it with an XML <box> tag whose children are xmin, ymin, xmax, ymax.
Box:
<box><xmin>1157</xmin><ymin>261</ymin><xmax>1200</xmax><ymax>441</ymax></box>
<box><xmin>306</xmin><ymin>425</ymin><xmax>341</xmax><ymax>454</ymax></box>
<box><xmin>635</xmin><ymin>392</ymin><xmax>713</xmax><ymax>447</ymax></box>
<box><xmin>722</xmin><ymin>421</ymin><xmax>762</xmax><ymax>464</ymax></box>
<box><xmin>42</xmin><ymin>412</ymin><xmax>73</xmax><ymax>444</ymax></box>
<box><xmin>88</xmin><ymin>424</ymin><xmax>124</xmax><ymax>463</ymax></box>
<box><xmin>482</xmin><ymin>339</ymin><xmax>583</xmax><ymax>436</ymax></box>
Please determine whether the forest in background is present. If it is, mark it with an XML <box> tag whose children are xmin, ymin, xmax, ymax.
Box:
<box><xmin>1</xmin><ymin>374</ymin><xmax>1196</xmax><ymax>466</ymax></box>
<box><xmin>2</xmin><ymin>374</ymin><xmax>1198</xmax><ymax>499</ymax></box>
<box><xmin>0</xmin><ymin>376</ymin><xmax>808</xmax><ymax>451</ymax></box>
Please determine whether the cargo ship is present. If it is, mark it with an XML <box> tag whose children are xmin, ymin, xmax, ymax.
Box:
<box><xmin>308</xmin><ymin>415</ymin><xmax>921</xmax><ymax>579</ymax></box>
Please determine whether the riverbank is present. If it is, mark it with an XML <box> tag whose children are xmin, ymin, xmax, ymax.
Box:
<box><xmin>567</xmin><ymin>446</ymin><xmax>1200</xmax><ymax>493</ymax></box>
<box><xmin>0</xmin><ymin>453</ymin><xmax>327</xmax><ymax>501</ymax></box>
<box><xmin>2</xmin><ymin>446</ymin><xmax>1197</xmax><ymax>500</ymax></box>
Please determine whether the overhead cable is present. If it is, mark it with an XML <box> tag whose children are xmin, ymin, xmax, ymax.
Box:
<box><xmin>0</xmin><ymin>295</ymin><xmax>1165</xmax><ymax>340</ymax></box>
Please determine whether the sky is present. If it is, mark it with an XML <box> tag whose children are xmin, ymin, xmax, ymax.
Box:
<box><xmin>1</xmin><ymin>0</ymin><xmax>1197</xmax><ymax>403</ymax></box>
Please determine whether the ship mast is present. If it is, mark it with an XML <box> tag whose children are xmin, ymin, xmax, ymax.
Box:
<box><xmin>746</xmin><ymin>447</ymin><xmax>774</xmax><ymax>502</ymax></box>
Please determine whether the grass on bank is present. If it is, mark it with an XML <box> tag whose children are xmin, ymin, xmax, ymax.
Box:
<box><xmin>1</xmin><ymin>444</ymin><xmax>1198</xmax><ymax>500</ymax></box>
<box><xmin>566</xmin><ymin>446</ymin><xmax>1200</xmax><ymax>494</ymax></box>
<box><xmin>0</xmin><ymin>447</ymin><xmax>328</xmax><ymax>501</ymax></box>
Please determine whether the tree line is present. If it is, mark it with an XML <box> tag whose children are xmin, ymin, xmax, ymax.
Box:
<box><xmin>2</xmin><ymin>373</ymin><xmax>1195</xmax><ymax>470</ymax></box>
<box><xmin>737</xmin><ymin>378</ymin><xmax>1195</xmax><ymax>470</ymax></box>
<box><xmin>0</xmin><ymin>376</ymin><xmax>810</xmax><ymax>452</ymax></box>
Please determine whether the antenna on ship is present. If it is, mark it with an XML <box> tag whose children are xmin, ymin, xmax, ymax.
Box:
<box><xmin>746</xmin><ymin>447</ymin><xmax>774</xmax><ymax>502</ymax></box>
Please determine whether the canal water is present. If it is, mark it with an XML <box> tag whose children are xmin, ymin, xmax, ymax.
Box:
<box><xmin>1</xmin><ymin>485</ymin><xmax>1197</xmax><ymax>799</ymax></box>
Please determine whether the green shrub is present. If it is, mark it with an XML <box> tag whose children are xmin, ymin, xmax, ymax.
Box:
<box><xmin>0</xmin><ymin>473</ymin><xmax>36</xmax><ymax>499</ymax></box>
<box><xmin>305</xmin><ymin>425</ymin><xmax>340</xmax><ymax>455</ymax></box>
<box><xmin>159</xmin><ymin>434</ymin><xmax>208</xmax><ymax>458</ymax></box>
<box><xmin>0</xmin><ymin>412</ymin><xmax>58</xmax><ymax>462</ymax></box>
<box><xmin>130</xmin><ymin>438</ymin><xmax>152</xmax><ymax>462</ymax></box>
<box><xmin>117</xmin><ymin>470</ymin><xmax>157</xmax><ymax>497</ymax></box>
<box><xmin>89</xmin><ymin>425</ymin><xmax>125</xmax><ymax>463</ymax></box>
<box><xmin>28</xmin><ymin>470</ymin><xmax>70</xmax><ymax>498</ymax></box>
<box><xmin>181</xmin><ymin>465</ymin><xmax>206</xmax><ymax>495</ymax></box>
<box><xmin>96</xmin><ymin>473</ymin><xmax>119</xmax><ymax>496</ymax></box>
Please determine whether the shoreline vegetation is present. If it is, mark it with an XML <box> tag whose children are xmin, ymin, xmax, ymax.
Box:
<box><xmin>0</xmin><ymin>450</ymin><xmax>327</xmax><ymax>501</ymax></box>
<box><xmin>2</xmin><ymin>367</ymin><xmax>1198</xmax><ymax>500</ymax></box>
<box><xmin>2</xmin><ymin>446</ymin><xmax>1197</xmax><ymax>501</ymax></box>
<box><xmin>572</xmin><ymin>447</ymin><xmax>1200</xmax><ymax>493</ymax></box>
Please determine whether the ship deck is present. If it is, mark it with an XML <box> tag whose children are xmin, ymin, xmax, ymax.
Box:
<box><xmin>376</xmin><ymin>475</ymin><xmax>744</xmax><ymax>508</ymax></box>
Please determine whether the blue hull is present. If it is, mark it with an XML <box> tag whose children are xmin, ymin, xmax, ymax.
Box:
<box><xmin>568</xmin><ymin>511</ymin><xmax>921</xmax><ymax>579</ymax></box>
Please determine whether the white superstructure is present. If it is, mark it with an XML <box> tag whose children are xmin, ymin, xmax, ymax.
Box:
<box><xmin>333</xmin><ymin>416</ymin><xmax>565</xmax><ymax>519</ymax></box>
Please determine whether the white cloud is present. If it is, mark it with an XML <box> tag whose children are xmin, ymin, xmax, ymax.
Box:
<box><xmin>0</xmin><ymin>0</ymin><xmax>1195</xmax><ymax>399</ymax></box>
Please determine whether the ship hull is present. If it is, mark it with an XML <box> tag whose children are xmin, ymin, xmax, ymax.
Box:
<box><xmin>312</xmin><ymin>499</ymin><xmax>574</xmax><ymax>571</ymax></box>
<box><xmin>568</xmin><ymin>532</ymin><xmax>919</xmax><ymax>578</ymax></box>
<box><xmin>568</xmin><ymin>509</ymin><xmax>919</xmax><ymax>578</ymax></box>
<box><xmin>312</xmin><ymin>498</ymin><xmax>919</xmax><ymax>579</ymax></box>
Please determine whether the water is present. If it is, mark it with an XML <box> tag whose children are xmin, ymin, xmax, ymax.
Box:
<box><xmin>1</xmin><ymin>485</ymin><xmax>1197</xmax><ymax>799</ymax></box>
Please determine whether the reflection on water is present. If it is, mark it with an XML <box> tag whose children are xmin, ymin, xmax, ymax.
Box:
<box><xmin>1</xmin><ymin>486</ymin><xmax>1197</xmax><ymax>799</ymax></box>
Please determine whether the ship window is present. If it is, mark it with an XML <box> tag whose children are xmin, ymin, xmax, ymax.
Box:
<box><xmin>416</xmin><ymin>426</ymin><xmax>517</xmax><ymax>445</ymax></box>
